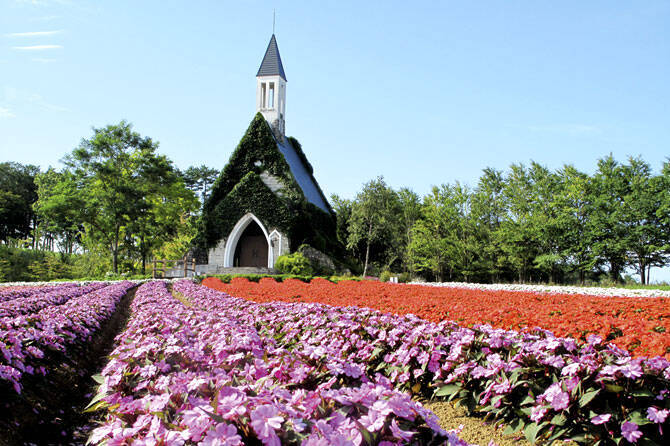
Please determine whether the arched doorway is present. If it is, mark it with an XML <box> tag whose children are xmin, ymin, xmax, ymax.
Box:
<box><xmin>233</xmin><ymin>220</ymin><xmax>269</xmax><ymax>267</ymax></box>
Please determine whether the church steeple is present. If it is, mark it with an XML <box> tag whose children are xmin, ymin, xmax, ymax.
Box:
<box><xmin>256</xmin><ymin>34</ymin><xmax>287</xmax><ymax>138</ymax></box>
<box><xmin>257</xmin><ymin>34</ymin><xmax>286</xmax><ymax>81</ymax></box>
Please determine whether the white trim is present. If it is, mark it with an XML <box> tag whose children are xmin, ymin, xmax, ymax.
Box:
<box><xmin>223</xmin><ymin>213</ymin><xmax>273</xmax><ymax>268</ymax></box>
<box><xmin>269</xmin><ymin>229</ymin><xmax>282</xmax><ymax>258</ymax></box>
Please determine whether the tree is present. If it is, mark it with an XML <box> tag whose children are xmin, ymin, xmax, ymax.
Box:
<box><xmin>33</xmin><ymin>169</ymin><xmax>84</xmax><ymax>253</ymax></box>
<box><xmin>471</xmin><ymin>168</ymin><xmax>506</xmax><ymax>282</ymax></box>
<box><xmin>408</xmin><ymin>186</ymin><xmax>455</xmax><ymax>281</ymax></box>
<box><xmin>554</xmin><ymin>165</ymin><xmax>592</xmax><ymax>283</ymax></box>
<box><xmin>0</xmin><ymin>162</ymin><xmax>40</xmax><ymax>244</ymax></box>
<box><xmin>330</xmin><ymin>194</ymin><xmax>353</xmax><ymax>248</ymax></box>
<box><xmin>588</xmin><ymin>155</ymin><xmax>629</xmax><ymax>283</ymax></box>
<box><xmin>63</xmin><ymin>121</ymin><xmax>196</xmax><ymax>273</ymax></box>
<box><xmin>620</xmin><ymin>157</ymin><xmax>667</xmax><ymax>284</ymax></box>
<box><xmin>347</xmin><ymin>177</ymin><xmax>400</xmax><ymax>277</ymax></box>
<box><xmin>180</xmin><ymin>165</ymin><xmax>219</xmax><ymax>206</ymax></box>
<box><xmin>397</xmin><ymin>188</ymin><xmax>422</xmax><ymax>274</ymax></box>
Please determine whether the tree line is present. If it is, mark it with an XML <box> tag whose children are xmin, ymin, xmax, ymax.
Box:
<box><xmin>0</xmin><ymin>121</ymin><xmax>218</xmax><ymax>280</ymax></box>
<box><xmin>1</xmin><ymin>120</ymin><xmax>668</xmax><ymax>284</ymax></box>
<box><xmin>333</xmin><ymin>156</ymin><xmax>670</xmax><ymax>284</ymax></box>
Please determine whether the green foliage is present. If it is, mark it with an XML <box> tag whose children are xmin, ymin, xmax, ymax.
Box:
<box><xmin>347</xmin><ymin>176</ymin><xmax>402</xmax><ymax>277</ymax></box>
<box><xmin>56</xmin><ymin>120</ymin><xmax>198</xmax><ymax>273</ymax></box>
<box><xmin>274</xmin><ymin>252</ymin><xmax>314</xmax><ymax>275</ymax></box>
<box><xmin>179</xmin><ymin>165</ymin><xmax>219</xmax><ymax>205</ymax></box>
<box><xmin>0</xmin><ymin>246</ymin><xmax>116</xmax><ymax>282</ymax></box>
<box><xmin>342</xmin><ymin>155</ymin><xmax>670</xmax><ymax>285</ymax></box>
<box><xmin>0</xmin><ymin>162</ymin><xmax>39</xmax><ymax>243</ymax></box>
<box><xmin>209</xmin><ymin>273</ymin><xmax>362</xmax><ymax>283</ymax></box>
<box><xmin>197</xmin><ymin>113</ymin><xmax>344</xmax><ymax>264</ymax></box>
<box><xmin>203</xmin><ymin>113</ymin><xmax>302</xmax><ymax>215</ymax></box>
<box><xmin>379</xmin><ymin>270</ymin><xmax>392</xmax><ymax>282</ymax></box>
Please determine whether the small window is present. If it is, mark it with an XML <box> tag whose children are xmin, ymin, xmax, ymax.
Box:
<box><xmin>260</xmin><ymin>83</ymin><xmax>267</xmax><ymax>109</ymax></box>
<box><xmin>269</xmin><ymin>82</ymin><xmax>275</xmax><ymax>108</ymax></box>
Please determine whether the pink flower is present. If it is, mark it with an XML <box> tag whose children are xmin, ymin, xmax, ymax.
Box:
<box><xmin>647</xmin><ymin>407</ymin><xmax>669</xmax><ymax>424</ymax></box>
<box><xmin>390</xmin><ymin>419</ymin><xmax>415</xmax><ymax>442</ymax></box>
<box><xmin>621</xmin><ymin>421</ymin><xmax>642</xmax><ymax>443</ymax></box>
<box><xmin>201</xmin><ymin>423</ymin><xmax>242</xmax><ymax>446</ymax></box>
<box><xmin>359</xmin><ymin>409</ymin><xmax>385</xmax><ymax>432</ymax></box>
<box><xmin>590</xmin><ymin>413</ymin><xmax>611</xmax><ymax>425</ymax></box>
<box><xmin>250</xmin><ymin>405</ymin><xmax>283</xmax><ymax>444</ymax></box>
<box><xmin>530</xmin><ymin>406</ymin><xmax>547</xmax><ymax>422</ymax></box>
<box><xmin>550</xmin><ymin>391</ymin><xmax>569</xmax><ymax>411</ymax></box>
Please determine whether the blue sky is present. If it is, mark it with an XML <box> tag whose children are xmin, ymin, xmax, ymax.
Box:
<box><xmin>1</xmin><ymin>1</ymin><xmax>669</xmax><ymax>281</ymax></box>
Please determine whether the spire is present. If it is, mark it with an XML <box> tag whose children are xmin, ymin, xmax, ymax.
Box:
<box><xmin>256</xmin><ymin>34</ymin><xmax>287</xmax><ymax>81</ymax></box>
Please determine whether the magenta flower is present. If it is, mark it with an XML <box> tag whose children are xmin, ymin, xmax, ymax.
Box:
<box><xmin>530</xmin><ymin>406</ymin><xmax>547</xmax><ymax>422</ymax></box>
<box><xmin>647</xmin><ymin>407</ymin><xmax>669</xmax><ymax>424</ymax></box>
<box><xmin>621</xmin><ymin>421</ymin><xmax>642</xmax><ymax>443</ymax></box>
<box><xmin>250</xmin><ymin>405</ymin><xmax>284</xmax><ymax>443</ymax></box>
<box><xmin>201</xmin><ymin>423</ymin><xmax>242</xmax><ymax>446</ymax></box>
<box><xmin>359</xmin><ymin>409</ymin><xmax>385</xmax><ymax>432</ymax></box>
<box><xmin>590</xmin><ymin>413</ymin><xmax>611</xmax><ymax>425</ymax></box>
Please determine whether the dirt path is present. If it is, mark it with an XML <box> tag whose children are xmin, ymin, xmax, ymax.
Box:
<box><xmin>425</xmin><ymin>400</ymin><xmax>577</xmax><ymax>446</ymax></box>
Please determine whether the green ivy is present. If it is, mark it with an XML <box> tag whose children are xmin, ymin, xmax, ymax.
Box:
<box><xmin>195</xmin><ymin>113</ymin><xmax>344</xmax><ymax>262</ymax></box>
<box><xmin>203</xmin><ymin>113</ymin><xmax>302</xmax><ymax>216</ymax></box>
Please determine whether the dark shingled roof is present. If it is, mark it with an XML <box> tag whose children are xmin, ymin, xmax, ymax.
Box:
<box><xmin>256</xmin><ymin>34</ymin><xmax>287</xmax><ymax>81</ymax></box>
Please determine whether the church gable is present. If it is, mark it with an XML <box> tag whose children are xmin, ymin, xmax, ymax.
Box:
<box><xmin>203</xmin><ymin>113</ymin><xmax>302</xmax><ymax>213</ymax></box>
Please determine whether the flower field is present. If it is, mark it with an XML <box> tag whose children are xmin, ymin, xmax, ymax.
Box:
<box><xmin>202</xmin><ymin>278</ymin><xmax>670</xmax><ymax>359</ymax></box>
<box><xmin>0</xmin><ymin>281</ymin><xmax>134</xmax><ymax>394</ymax></box>
<box><xmin>1</xmin><ymin>279</ymin><xmax>669</xmax><ymax>445</ymax></box>
<box><xmin>89</xmin><ymin>281</ymin><xmax>461</xmax><ymax>445</ymax></box>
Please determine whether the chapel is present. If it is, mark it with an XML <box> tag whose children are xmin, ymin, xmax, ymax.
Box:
<box><xmin>193</xmin><ymin>34</ymin><xmax>344</xmax><ymax>274</ymax></box>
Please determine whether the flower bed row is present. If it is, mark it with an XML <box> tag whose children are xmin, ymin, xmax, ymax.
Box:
<box><xmin>196</xmin><ymin>279</ymin><xmax>670</xmax><ymax>445</ymax></box>
<box><xmin>0</xmin><ymin>282</ymin><xmax>107</xmax><ymax>318</ymax></box>
<box><xmin>409</xmin><ymin>282</ymin><xmax>670</xmax><ymax>298</ymax></box>
<box><xmin>0</xmin><ymin>285</ymin><xmax>54</xmax><ymax>303</ymax></box>
<box><xmin>89</xmin><ymin>281</ymin><xmax>464</xmax><ymax>445</ymax></box>
<box><xmin>203</xmin><ymin>277</ymin><xmax>670</xmax><ymax>359</ymax></box>
<box><xmin>0</xmin><ymin>281</ymin><xmax>134</xmax><ymax>393</ymax></box>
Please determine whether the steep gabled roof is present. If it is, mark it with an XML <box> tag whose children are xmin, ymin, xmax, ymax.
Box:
<box><xmin>256</xmin><ymin>34</ymin><xmax>287</xmax><ymax>80</ymax></box>
<box><xmin>276</xmin><ymin>137</ymin><xmax>330</xmax><ymax>213</ymax></box>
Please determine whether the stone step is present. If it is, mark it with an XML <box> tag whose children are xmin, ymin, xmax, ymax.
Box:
<box><xmin>193</xmin><ymin>265</ymin><xmax>278</xmax><ymax>276</ymax></box>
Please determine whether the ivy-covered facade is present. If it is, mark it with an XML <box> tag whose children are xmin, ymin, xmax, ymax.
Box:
<box><xmin>194</xmin><ymin>113</ymin><xmax>343</xmax><ymax>272</ymax></box>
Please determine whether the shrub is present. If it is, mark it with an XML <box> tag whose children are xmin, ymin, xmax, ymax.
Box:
<box><xmin>274</xmin><ymin>252</ymin><xmax>314</xmax><ymax>276</ymax></box>
<box><xmin>379</xmin><ymin>270</ymin><xmax>392</xmax><ymax>282</ymax></box>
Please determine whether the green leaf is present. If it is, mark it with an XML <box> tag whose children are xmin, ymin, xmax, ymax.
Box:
<box><xmin>550</xmin><ymin>414</ymin><xmax>567</xmax><ymax>426</ymax></box>
<box><xmin>435</xmin><ymin>384</ymin><xmax>461</xmax><ymax>397</ymax></box>
<box><xmin>546</xmin><ymin>427</ymin><xmax>569</xmax><ymax>443</ymax></box>
<box><xmin>524</xmin><ymin>422</ymin><xmax>540</xmax><ymax>444</ymax></box>
<box><xmin>370</xmin><ymin>346</ymin><xmax>383</xmax><ymax>359</ymax></box>
<box><xmin>91</xmin><ymin>374</ymin><xmax>104</xmax><ymax>385</ymax></box>
<box><xmin>84</xmin><ymin>391</ymin><xmax>107</xmax><ymax>410</ymax></box>
<box><xmin>198</xmin><ymin>407</ymin><xmax>225</xmax><ymax>423</ymax></box>
<box><xmin>632</xmin><ymin>389</ymin><xmax>654</xmax><ymax>398</ymax></box>
<box><xmin>502</xmin><ymin>418</ymin><xmax>524</xmax><ymax>435</ymax></box>
<box><xmin>629</xmin><ymin>410</ymin><xmax>652</xmax><ymax>426</ymax></box>
<box><xmin>520</xmin><ymin>395</ymin><xmax>535</xmax><ymax>406</ymax></box>
<box><xmin>579</xmin><ymin>389</ymin><xmax>600</xmax><ymax>407</ymax></box>
<box><xmin>605</xmin><ymin>384</ymin><xmax>624</xmax><ymax>393</ymax></box>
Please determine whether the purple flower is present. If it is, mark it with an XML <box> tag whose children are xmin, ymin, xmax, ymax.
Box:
<box><xmin>250</xmin><ymin>405</ymin><xmax>283</xmax><ymax>443</ymax></box>
<box><xmin>201</xmin><ymin>423</ymin><xmax>242</xmax><ymax>446</ymax></box>
<box><xmin>590</xmin><ymin>413</ymin><xmax>611</xmax><ymax>425</ymax></box>
<box><xmin>621</xmin><ymin>421</ymin><xmax>642</xmax><ymax>443</ymax></box>
<box><xmin>530</xmin><ymin>406</ymin><xmax>547</xmax><ymax>422</ymax></box>
<box><xmin>359</xmin><ymin>409</ymin><xmax>385</xmax><ymax>432</ymax></box>
<box><xmin>540</xmin><ymin>382</ymin><xmax>570</xmax><ymax>411</ymax></box>
<box><xmin>647</xmin><ymin>407</ymin><xmax>669</xmax><ymax>424</ymax></box>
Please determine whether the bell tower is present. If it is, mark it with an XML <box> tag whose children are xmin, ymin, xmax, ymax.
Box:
<box><xmin>256</xmin><ymin>34</ymin><xmax>287</xmax><ymax>139</ymax></box>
